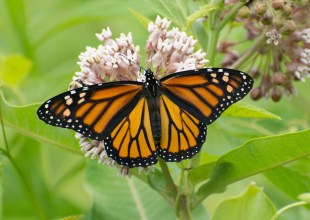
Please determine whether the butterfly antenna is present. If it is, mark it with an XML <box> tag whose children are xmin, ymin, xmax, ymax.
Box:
<box><xmin>118</xmin><ymin>53</ymin><xmax>147</xmax><ymax>73</ymax></box>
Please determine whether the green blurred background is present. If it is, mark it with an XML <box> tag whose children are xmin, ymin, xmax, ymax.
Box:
<box><xmin>0</xmin><ymin>0</ymin><xmax>309</xmax><ymax>219</ymax></box>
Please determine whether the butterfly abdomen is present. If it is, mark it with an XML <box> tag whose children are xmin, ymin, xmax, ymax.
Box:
<box><xmin>150</xmin><ymin>111</ymin><xmax>161</xmax><ymax>144</ymax></box>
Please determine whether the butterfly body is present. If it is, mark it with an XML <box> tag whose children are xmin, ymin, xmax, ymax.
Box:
<box><xmin>143</xmin><ymin>69</ymin><xmax>162</xmax><ymax>144</ymax></box>
<box><xmin>38</xmin><ymin>68</ymin><xmax>253</xmax><ymax>167</ymax></box>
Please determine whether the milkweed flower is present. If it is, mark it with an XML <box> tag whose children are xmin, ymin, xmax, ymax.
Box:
<box><xmin>219</xmin><ymin>1</ymin><xmax>309</xmax><ymax>102</ymax></box>
<box><xmin>71</xmin><ymin>16</ymin><xmax>209</xmax><ymax>176</ymax></box>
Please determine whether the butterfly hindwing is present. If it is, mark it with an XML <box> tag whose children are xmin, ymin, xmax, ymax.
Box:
<box><xmin>104</xmin><ymin>98</ymin><xmax>158</xmax><ymax>167</ymax></box>
<box><xmin>158</xmin><ymin>94</ymin><xmax>207</xmax><ymax>162</ymax></box>
<box><xmin>160</xmin><ymin>68</ymin><xmax>254</xmax><ymax>125</ymax></box>
<box><xmin>37</xmin><ymin>82</ymin><xmax>143</xmax><ymax>140</ymax></box>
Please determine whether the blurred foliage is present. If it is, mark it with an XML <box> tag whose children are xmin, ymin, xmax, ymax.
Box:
<box><xmin>0</xmin><ymin>0</ymin><xmax>309</xmax><ymax>220</ymax></box>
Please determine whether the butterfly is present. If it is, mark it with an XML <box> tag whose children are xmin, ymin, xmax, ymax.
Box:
<box><xmin>37</xmin><ymin>68</ymin><xmax>253</xmax><ymax>167</ymax></box>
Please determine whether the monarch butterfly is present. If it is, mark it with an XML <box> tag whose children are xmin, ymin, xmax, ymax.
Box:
<box><xmin>37</xmin><ymin>68</ymin><xmax>253</xmax><ymax>167</ymax></box>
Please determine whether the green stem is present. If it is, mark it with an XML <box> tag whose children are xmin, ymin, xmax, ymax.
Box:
<box><xmin>158</xmin><ymin>158</ymin><xmax>177</xmax><ymax>199</ymax></box>
<box><xmin>217</xmin><ymin>3</ymin><xmax>245</xmax><ymax>30</ymax></box>
<box><xmin>271</xmin><ymin>201</ymin><xmax>307</xmax><ymax>220</ymax></box>
<box><xmin>230</xmin><ymin>30</ymin><xmax>267</xmax><ymax>69</ymax></box>
<box><xmin>207</xmin><ymin>30</ymin><xmax>220</xmax><ymax>66</ymax></box>
<box><xmin>178</xmin><ymin>196</ymin><xmax>192</xmax><ymax>220</ymax></box>
<box><xmin>207</xmin><ymin>2</ymin><xmax>244</xmax><ymax>66</ymax></box>
<box><xmin>0</xmin><ymin>98</ymin><xmax>10</xmax><ymax>153</ymax></box>
<box><xmin>175</xmin><ymin>162</ymin><xmax>194</xmax><ymax>220</ymax></box>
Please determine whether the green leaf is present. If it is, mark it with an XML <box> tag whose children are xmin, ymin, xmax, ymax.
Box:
<box><xmin>147</xmin><ymin>169</ymin><xmax>166</xmax><ymax>193</ymax></box>
<box><xmin>4</xmin><ymin>0</ymin><xmax>32</xmax><ymax>56</ymax></box>
<box><xmin>212</xmin><ymin>183</ymin><xmax>276</xmax><ymax>220</ymax></box>
<box><xmin>0</xmin><ymin>54</ymin><xmax>32</xmax><ymax>86</ymax></box>
<box><xmin>4</xmin><ymin>0</ymin><xmax>26</xmax><ymax>31</ymax></box>
<box><xmin>298</xmin><ymin>193</ymin><xmax>310</xmax><ymax>203</ymax></box>
<box><xmin>185</xmin><ymin>4</ymin><xmax>217</xmax><ymax>30</ymax></box>
<box><xmin>143</xmin><ymin>0</ymin><xmax>185</xmax><ymax>27</ymax></box>
<box><xmin>0</xmin><ymin>92</ymin><xmax>81</xmax><ymax>154</ymax></box>
<box><xmin>56</xmin><ymin>215</ymin><xmax>83</xmax><ymax>220</ymax></box>
<box><xmin>188</xmin><ymin>154</ymin><xmax>218</xmax><ymax>186</ymax></box>
<box><xmin>1</xmin><ymin>136</ymin><xmax>88</xmax><ymax>219</ymax></box>
<box><xmin>84</xmin><ymin>161</ymin><xmax>175</xmax><ymax>220</ymax></box>
<box><xmin>194</xmin><ymin>129</ymin><xmax>310</xmax><ymax>206</ymax></box>
<box><xmin>191</xmin><ymin>22</ymin><xmax>209</xmax><ymax>52</ymax></box>
<box><xmin>128</xmin><ymin>8</ymin><xmax>152</xmax><ymax>29</ymax></box>
<box><xmin>32</xmin><ymin>1</ymin><xmax>151</xmax><ymax>48</ymax></box>
<box><xmin>188</xmin><ymin>162</ymin><xmax>216</xmax><ymax>186</ymax></box>
<box><xmin>223</xmin><ymin>102</ymin><xmax>281</xmax><ymax>120</ymax></box>
<box><xmin>264</xmin><ymin>166</ymin><xmax>310</xmax><ymax>200</ymax></box>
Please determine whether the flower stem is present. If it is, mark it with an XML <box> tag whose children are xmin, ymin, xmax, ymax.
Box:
<box><xmin>217</xmin><ymin>3</ymin><xmax>245</xmax><ymax>30</ymax></box>
<box><xmin>207</xmin><ymin>30</ymin><xmax>220</xmax><ymax>66</ymax></box>
<box><xmin>230</xmin><ymin>30</ymin><xmax>267</xmax><ymax>69</ymax></box>
<box><xmin>0</xmin><ymin>98</ymin><xmax>10</xmax><ymax>153</ymax></box>
<box><xmin>158</xmin><ymin>158</ymin><xmax>177</xmax><ymax>199</ymax></box>
<box><xmin>207</xmin><ymin>2</ymin><xmax>244</xmax><ymax>66</ymax></box>
<box><xmin>271</xmin><ymin>201</ymin><xmax>307</xmax><ymax>220</ymax></box>
<box><xmin>175</xmin><ymin>167</ymin><xmax>191</xmax><ymax>220</ymax></box>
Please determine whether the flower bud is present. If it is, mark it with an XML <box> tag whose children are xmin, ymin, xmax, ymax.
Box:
<box><xmin>255</xmin><ymin>2</ymin><xmax>267</xmax><ymax>16</ymax></box>
<box><xmin>221</xmin><ymin>51</ymin><xmax>239</xmax><ymax>67</ymax></box>
<box><xmin>239</xmin><ymin>6</ymin><xmax>250</xmax><ymax>18</ymax></box>
<box><xmin>272</xmin><ymin>0</ymin><xmax>284</xmax><ymax>10</ymax></box>
<box><xmin>272</xmin><ymin>72</ymin><xmax>284</xmax><ymax>85</ymax></box>
<box><xmin>272</xmin><ymin>16</ymin><xmax>284</xmax><ymax>28</ymax></box>
<box><xmin>283</xmin><ymin>5</ymin><xmax>292</xmax><ymax>16</ymax></box>
<box><xmin>271</xmin><ymin>87</ymin><xmax>282</xmax><ymax>102</ymax></box>
<box><xmin>249</xmin><ymin>68</ymin><xmax>261</xmax><ymax>78</ymax></box>
<box><xmin>282</xmin><ymin>20</ymin><xmax>296</xmax><ymax>35</ymax></box>
<box><xmin>251</xmin><ymin>87</ymin><xmax>262</xmax><ymax>101</ymax></box>
<box><xmin>261</xmin><ymin>12</ymin><xmax>272</xmax><ymax>25</ymax></box>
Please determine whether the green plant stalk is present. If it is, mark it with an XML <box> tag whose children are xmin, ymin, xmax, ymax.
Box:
<box><xmin>0</xmin><ymin>100</ymin><xmax>46</xmax><ymax>220</ymax></box>
<box><xmin>230</xmin><ymin>31</ymin><xmax>267</xmax><ymax>69</ymax></box>
<box><xmin>207</xmin><ymin>30</ymin><xmax>220</xmax><ymax>66</ymax></box>
<box><xmin>217</xmin><ymin>3</ymin><xmax>245</xmax><ymax>30</ymax></box>
<box><xmin>176</xmin><ymin>165</ymin><xmax>192</xmax><ymax>219</ymax></box>
<box><xmin>207</xmin><ymin>2</ymin><xmax>244</xmax><ymax>66</ymax></box>
<box><xmin>158</xmin><ymin>158</ymin><xmax>177</xmax><ymax>200</ymax></box>
<box><xmin>271</xmin><ymin>201</ymin><xmax>308</xmax><ymax>220</ymax></box>
<box><xmin>0</xmin><ymin>99</ymin><xmax>10</xmax><ymax>153</ymax></box>
<box><xmin>177</xmin><ymin>195</ymin><xmax>192</xmax><ymax>220</ymax></box>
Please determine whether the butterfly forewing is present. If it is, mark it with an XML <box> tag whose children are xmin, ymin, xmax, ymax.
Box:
<box><xmin>37</xmin><ymin>82</ymin><xmax>143</xmax><ymax>140</ymax></box>
<box><xmin>160</xmin><ymin>68</ymin><xmax>254</xmax><ymax>125</ymax></box>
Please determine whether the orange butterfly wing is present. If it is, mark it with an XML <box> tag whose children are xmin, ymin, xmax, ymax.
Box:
<box><xmin>158</xmin><ymin>68</ymin><xmax>253</xmax><ymax>161</ymax></box>
<box><xmin>158</xmin><ymin>94</ymin><xmax>206</xmax><ymax>161</ymax></box>
<box><xmin>38</xmin><ymin>68</ymin><xmax>253</xmax><ymax>166</ymax></box>
<box><xmin>37</xmin><ymin>82</ymin><xmax>143</xmax><ymax>141</ymax></box>
<box><xmin>37</xmin><ymin>82</ymin><xmax>158</xmax><ymax>167</ymax></box>
<box><xmin>160</xmin><ymin>68</ymin><xmax>254</xmax><ymax>125</ymax></box>
<box><xmin>104</xmin><ymin>98</ymin><xmax>157</xmax><ymax>167</ymax></box>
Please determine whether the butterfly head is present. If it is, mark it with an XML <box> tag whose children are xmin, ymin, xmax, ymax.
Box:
<box><xmin>144</xmin><ymin>69</ymin><xmax>155</xmax><ymax>81</ymax></box>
